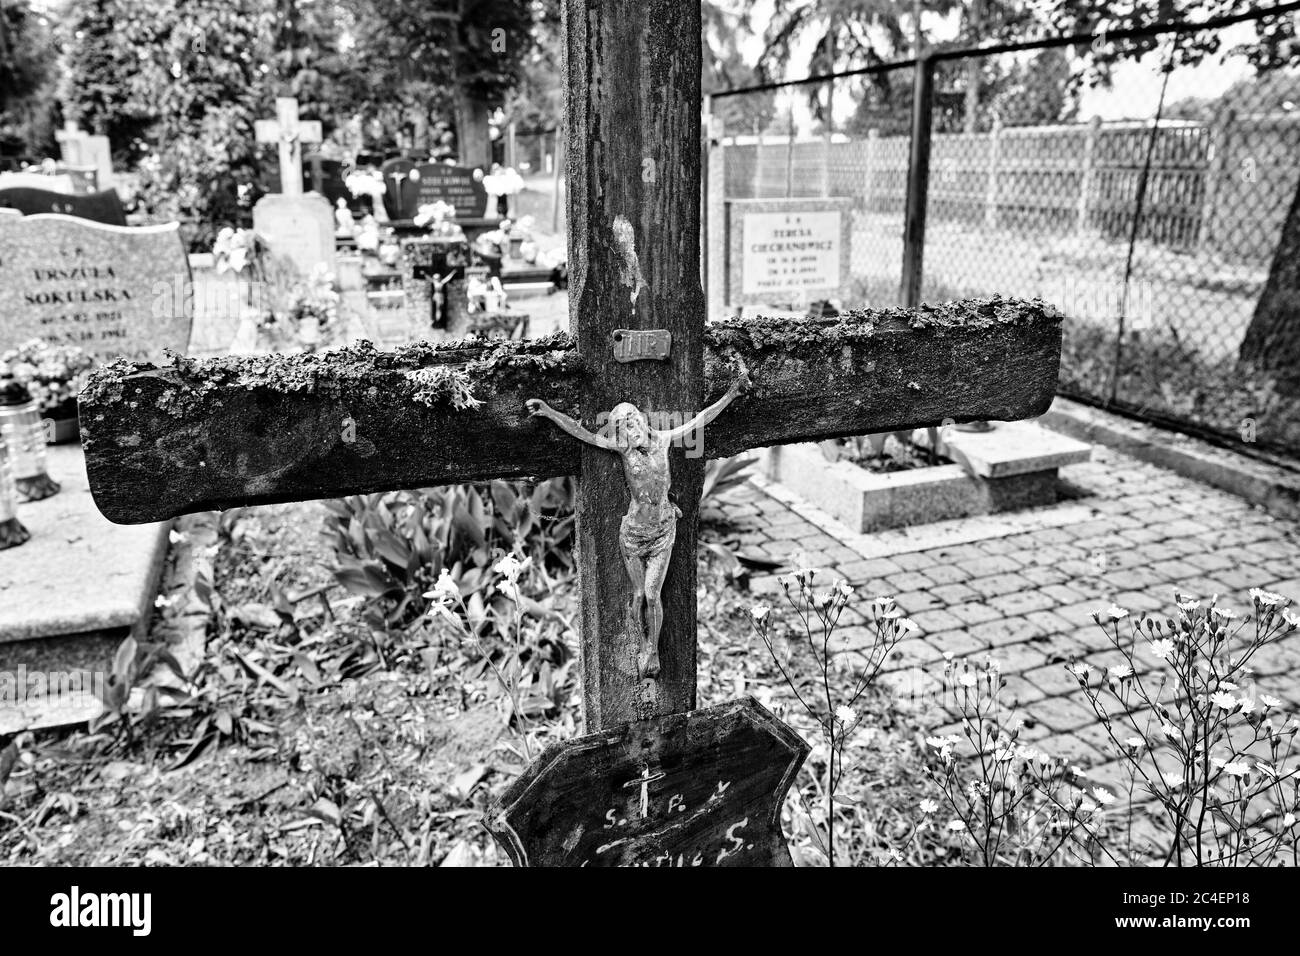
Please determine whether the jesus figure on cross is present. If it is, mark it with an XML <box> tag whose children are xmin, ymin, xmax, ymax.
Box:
<box><xmin>526</xmin><ymin>364</ymin><xmax>751</xmax><ymax>679</ymax></box>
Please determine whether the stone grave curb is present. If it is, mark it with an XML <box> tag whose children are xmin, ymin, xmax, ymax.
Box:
<box><xmin>1041</xmin><ymin>397</ymin><xmax>1300</xmax><ymax>520</ymax></box>
<box><xmin>761</xmin><ymin>421</ymin><xmax>1090</xmax><ymax>534</ymax></box>
<box><xmin>750</xmin><ymin>470</ymin><xmax>1094</xmax><ymax>561</ymax></box>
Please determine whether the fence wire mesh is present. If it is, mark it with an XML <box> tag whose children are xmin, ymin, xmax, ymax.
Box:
<box><xmin>711</xmin><ymin>6</ymin><xmax>1300</xmax><ymax>461</ymax></box>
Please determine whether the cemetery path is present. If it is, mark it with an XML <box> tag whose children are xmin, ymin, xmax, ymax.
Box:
<box><xmin>713</xmin><ymin>440</ymin><xmax>1300</xmax><ymax>791</ymax></box>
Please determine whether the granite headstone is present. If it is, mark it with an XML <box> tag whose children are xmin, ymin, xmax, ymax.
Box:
<box><xmin>0</xmin><ymin>214</ymin><xmax>191</xmax><ymax>361</ymax></box>
<box><xmin>380</xmin><ymin>158</ymin><xmax>418</xmax><ymax>220</ymax></box>
<box><xmin>251</xmin><ymin>192</ymin><xmax>336</xmax><ymax>277</ymax></box>
<box><xmin>412</xmin><ymin>163</ymin><xmax>488</xmax><ymax>221</ymax></box>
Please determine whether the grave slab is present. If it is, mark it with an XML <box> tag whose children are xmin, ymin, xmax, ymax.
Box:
<box><xmin>0</xmin><ymin>444</ymin><xmax>170</xmax><ymax>645</ymax></box>
<box><xmin>928</xmin><ymin>420</ymin><xmax>1092</xmax><ymax>478</ymax></box>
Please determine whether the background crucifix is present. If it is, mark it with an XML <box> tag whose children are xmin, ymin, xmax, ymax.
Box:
<box><xmin>255</xmin><ymin>96</ymin><xmax>323</xmax><ymax>197</ymax></box>
<box><xmin>80</xmin><ymin>0</ymin><xmax>1061</xmax><ymax>863</ymax></box>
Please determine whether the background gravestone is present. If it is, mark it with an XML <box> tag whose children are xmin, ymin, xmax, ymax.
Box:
<box><xmin>413</xmin><ymin>163</ymin><xmax>488</xmax><ymax>220</ymax></box>
<box><xmin>725</xmin><ymin>197</ymin><xmax>853</xmax><ymax>310</ymax></box>
<box><xmin>0</xmin><ymin>214</ymin><xmax>191</xmax><ymax>362</ymax></box>
<box><xmin>251</xmin><ymin>192</ymin><xmax>335</xmax><ymax>277</ymax></box>
<box><xmin>380</xmin><ymin>158</ymin><xmax>418</xmax><ymax>220</ymax></box>
<box><xmin>0</xmin><ymin>186</ymin><xmax>126</xmax><ymax>225</ymax></box>
<box><xmin>486</xmin><ymin>698</ymin><xmax>809</xmax><ymax>867</ymax></box>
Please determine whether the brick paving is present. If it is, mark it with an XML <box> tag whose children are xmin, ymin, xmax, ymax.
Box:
<box><xmin>706</xmin><ymin>444</ymin><xmax>1300</xmax><ymax>776</ymax></box>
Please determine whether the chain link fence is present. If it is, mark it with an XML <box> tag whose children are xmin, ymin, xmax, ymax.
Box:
<box><xmin>710</xmin><ymin>6</ymin><xmax>1300</xmax><ymax>461</ymax></box>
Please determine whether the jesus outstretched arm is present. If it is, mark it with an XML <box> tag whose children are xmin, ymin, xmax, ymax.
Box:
<box><xmin>525</xmin><ymin>399</ymin><xmax>620</xmax><ymax>451</ymax></box>
<box><xmin>664</xmin><ymin>363</ymin><xmax>751</xmax><ymax>444</ymax></box>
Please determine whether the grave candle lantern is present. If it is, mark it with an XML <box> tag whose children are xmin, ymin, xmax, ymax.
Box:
<box><xmin>0</xmin><ymin>380</ymin><xmax>60</xmax><ymax>501</ymax></box>
<box><xmin>0</xmin><ymin>430</ymin><xmax>31</xmax><ymax>549</ymax></box>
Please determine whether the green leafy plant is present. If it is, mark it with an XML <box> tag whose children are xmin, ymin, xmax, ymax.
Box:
<box><xmin>323</xmin><ymin>478</ymin><xmax>576</xmax><ymax>633</ymax></box>
<box><xmin>90</xmin><ymin>636</ymin><xmax>188</xmax><ymax>746</ymax></box>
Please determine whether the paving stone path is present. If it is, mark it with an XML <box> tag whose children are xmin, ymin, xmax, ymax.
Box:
<box><xmin>709</xmin><ymin>443</ymin><xmax>1300</xmax><ymax>790</ymax></box>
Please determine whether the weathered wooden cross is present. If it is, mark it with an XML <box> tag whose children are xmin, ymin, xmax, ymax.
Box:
<box><xmin>79</xmin><ymin>1</ymin><xmax>1060</xmax><ymax>866</ymax></box>
<box><xmin>254</xmin><ymin>96</ymin><xmax>323</xmax><ymax>198</ymax></box>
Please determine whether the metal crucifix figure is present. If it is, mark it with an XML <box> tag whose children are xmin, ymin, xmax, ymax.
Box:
<box><xmin>526</xmin><ymin>362</ymin><xmax>751</xmax><ymax>679</ymax></box>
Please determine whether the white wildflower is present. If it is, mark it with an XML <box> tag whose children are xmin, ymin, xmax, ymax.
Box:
<box><xmin>1250</xmin><ymin>588</ymin><xmax>1286</xmax><ymax>607</ymax></box>
<box><xmin>1220</xmin><ymin>761</ymin><xmax>1250</xmax><ymax>778</ymax></box>
<box><xmin>1147</xmin><ymin>638</ymin><xmax>1176</xmax><ymax>661</ymax></box>
<box><xmin>1093</xmin><ymin>788</ymin><xmax>1116</xmax><ymax>805</ymax></box>
<box><xmin>423</xmin><ymin>568</ymin><xmax>460</xmax><ymax>606</ymax></box>
<box><xmin>1260</xmin><ymin>695</ymin><xmax>1282</xmax><ymax>709</ymax></box>
<box><xmin>1211</xmin><ymin>691</ymin><xmax>1239</xmax><ymax>711</ymax></box>
<box><xmin>1108</xmin><ymin>663</ymin><xmax>1133</xmax><ymax>680</ymax></box>
<box><xmin>835</xmin><ymin>704</ymin><xmax>857</xmax><ymax>726</ymax></box>
<box><xmin>1100</xmin><ymin>604</ymin><xmax>1129</xmax><ymax>622</ymax></box>
<box><xmin>947</xmin><ymin>820</ymin><xmax>966</xmax><ymax>832</ymax></box>
<box><xmin>919</xmin><ymin>799</ymin><xmax>938</xmax><ymax>815</ymax></box>
<box><xmin>750</xmin><ymin>604</ymin><xmax>771</xmax><ymax>623</ymax></box>
<box><xmin>491</xmin><ymin>554</ymin><xmax>529</xmax><ymax>585</ymax></box>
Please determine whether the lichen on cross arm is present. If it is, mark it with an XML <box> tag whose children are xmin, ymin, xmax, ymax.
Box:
<box><xmin>406</xmin><ymin>366</ymin><xmax>483</xmax><ymax>410</ymax></box>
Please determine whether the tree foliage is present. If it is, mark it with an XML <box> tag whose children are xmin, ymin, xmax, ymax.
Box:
<box><xmin>0</xmin><ymin>0</ymin><xmax>59</xmax><ymax>159</ymax></box>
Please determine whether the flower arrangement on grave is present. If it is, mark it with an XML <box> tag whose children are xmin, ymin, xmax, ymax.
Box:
<box><xmin>480</xmin><ymin>165</ymin><xmax>524</xmax><ymax>220</ymax></box>
<box><xmin>0</xmin><ymin>339</ymin><xmax>96</xmax><ymax>422</ymax></box>
<box><xmin>258</xmin><ymin>264</ymin><xmax>341</xmax><ymax>352</ymax></box>
<box><xmin>346</xmin><ymin>171</ymin><xmax>389</xmax><ymax>222</ymax></box>
<box><xmin>413</xmin><ymin>200</ymin><xmax>463</xmax><ymax>238</ymax></box>
<box><xmin>212</xmin><ymin>227</ymin><xmax>266</xmax><ymax>278</ymax></box>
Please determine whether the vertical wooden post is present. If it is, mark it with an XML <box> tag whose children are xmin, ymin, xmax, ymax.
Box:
<box><xmin>1198</xmin><ymin>107</ymin><xmax>1235</xmax><ymax>252</ymax></box>
<box><xmin>983</xmin><ymin>114</ymin><xmax>1001</xmax><ymax>230</ymax></box>
<box><xmin>564</xmin><ymin>0</ymin><xmax>704</xmax><ymax>730</ymax></box>
<box><xmin>1076</xmin><ymin>116</ymin><xmax>1100</xmax><ymax>235</ymax></box>
<box><xmin>864</xmin><ymin>128</ymin><xmax>878</xmax><ymax>213</ymax></box>
<box><xmin>900</xmin><ymin>56</ymin><xmax>935</xmax><ymax>308</ymax></box>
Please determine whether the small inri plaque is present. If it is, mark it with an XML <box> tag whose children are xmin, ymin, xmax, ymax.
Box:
<box><xmin>612</xmin><ymin>329</ymin><xmax>671</xmax><ymax>362</ymax></box>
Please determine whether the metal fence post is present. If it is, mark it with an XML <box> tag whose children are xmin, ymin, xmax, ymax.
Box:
<box><xmin>900</xmin><ymin>55</ymin><xmax>935</xmax><ymax>308</ymax></box>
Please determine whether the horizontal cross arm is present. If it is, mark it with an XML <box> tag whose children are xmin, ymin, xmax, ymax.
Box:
<box><xmin>80</xmin><ymin>297</ymin><xmax>1061</xmax><ymax>525</ymax></box>
<box><xmin>703</xmin><ymin>295</ymin><xmax>1063</xmax><ymax>457</ymax></box>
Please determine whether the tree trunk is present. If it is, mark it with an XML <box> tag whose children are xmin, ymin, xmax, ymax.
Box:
<box><xmin>455</xmin><ymin>92</ymin><xmax>492</xmax><ymax>170</ymax></box>
<box><xmin>1239</xmin><ymin>174</ymin><xmax>1300</xmax><ymax>394</ymax></box>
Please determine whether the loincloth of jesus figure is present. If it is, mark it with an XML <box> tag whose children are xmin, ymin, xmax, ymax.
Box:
<box><xmin>526</xmin><ymin>365</ymin><xmax>749</xmax><ymax>678</ymax></box>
